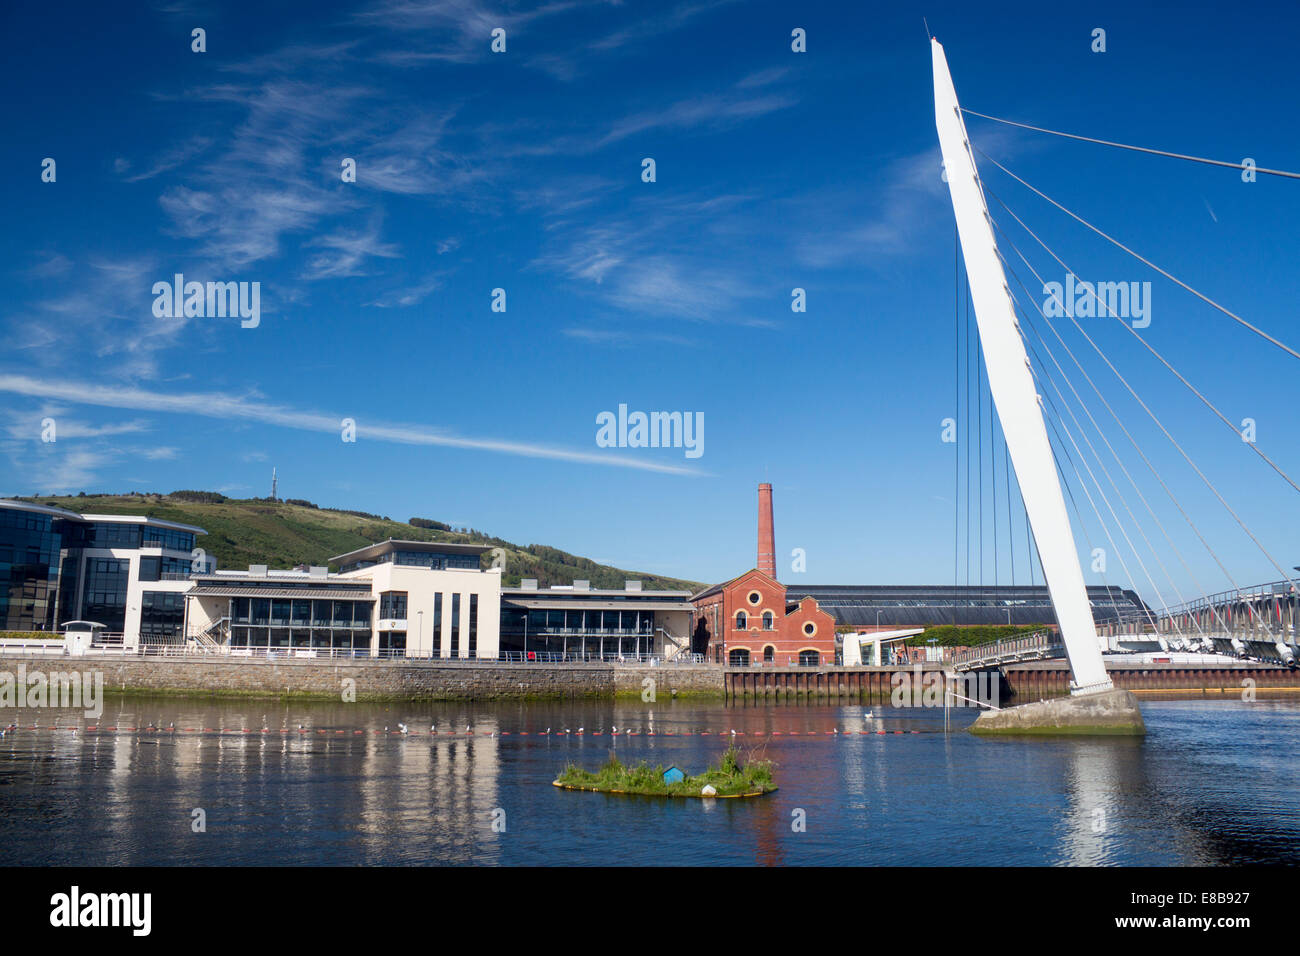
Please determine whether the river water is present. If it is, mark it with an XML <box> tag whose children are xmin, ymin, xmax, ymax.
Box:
<box><xmin>1</xmin><ymin>697</ymin><xmax>1296</xmax><ymax>866</ymax></box>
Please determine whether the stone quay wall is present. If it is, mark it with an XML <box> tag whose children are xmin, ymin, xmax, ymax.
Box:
<box><xmin>0</xmin><ymin>654</ymin><xmax>726</xmax><ymax>702</ymax></box>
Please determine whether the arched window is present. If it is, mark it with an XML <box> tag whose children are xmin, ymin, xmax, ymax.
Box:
<box><xmin>729</xmin><ymin>648</ymin><xmax>750</xmax><ymax>666</ymax></box>
<box><xmin>798</xmin><ymin>649</ymin><xmax>820</xmax><ymax>667</ymax></box>
<box><xmin>763</xmin><ymin>645</ymin><xmax>775</xmax><ymax>663</ymax></box>
<box><xmin>762</xmin><ymin>611</ymin><xmax>774</xmax><ymax>630</ymax></box>
<box><xmin>735</xmin><ymin>611</ymin><xmax>747</xmax><ymax>630</ymax></box>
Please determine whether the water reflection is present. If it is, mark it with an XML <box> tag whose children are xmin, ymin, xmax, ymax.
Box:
<box><xmin>1</xmin><ymin>697</ymin><xmax>1297</xmax><ymax>865</ymax></box>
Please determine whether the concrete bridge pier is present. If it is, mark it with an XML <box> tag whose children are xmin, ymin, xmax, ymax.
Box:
<box><xmin>969</xmin><ymin>688</ymin><xmax>1146</xmax><ymax>736</ymax></box>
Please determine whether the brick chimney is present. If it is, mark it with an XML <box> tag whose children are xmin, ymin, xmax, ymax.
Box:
<box><xmin>757</xmin><ymin>482</ymin><xmax>776</xmax><ymax>579</ymax></box>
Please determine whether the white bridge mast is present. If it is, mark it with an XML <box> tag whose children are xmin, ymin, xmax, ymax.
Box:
<box><xmin>932</xmin><ymin>37</ymin><xmax>1113</xmax><ymax>695</ymax></box>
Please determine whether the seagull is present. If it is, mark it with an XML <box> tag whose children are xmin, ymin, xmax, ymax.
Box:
<box><xmin>298</xmin><ymin>724</ymin><xmax>304</xmax><ymax>732</ymax></box>
<box><xmin>612</xmin><ymin>726</ymin><xmax>618</xmax><ymax>735</ymax></box>
<box><xmin>398</xmin><ymin>723</ymin><xmax>408</xmax><ymax>736</ymax></box>
<box><xmin>431</xmin><ymin>724</ymin><xmax>436</xmax><ymax>734</ymax></box>
<box><xmin>544</xmin><ymin>727</ymin><xmax>550</xmax><ymax>735</ymax></box>
<box><xmin>577</xmin><ymin>727</ymin><xmax>584</xmax><ymax>735</ymax></box>
<box><xmin>466</xmin><ymin>725</ymin><xmax>472</xmax><ymax>734</ymax></box>
<box><xmin>730</xmin><ymin>729</ymin><xmax>736</xmax><ymax>736</ymax></box>
<box><xmin>169</xmin><ymin>723</ymin><xmax>175</xmax><ymax>733</ymax></box>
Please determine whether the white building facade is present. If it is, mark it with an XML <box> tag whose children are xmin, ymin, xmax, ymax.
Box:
<box><xmin>183</xmin><ymin>539</ymin><xmax>502</xmax><ymax>658</ymax></box>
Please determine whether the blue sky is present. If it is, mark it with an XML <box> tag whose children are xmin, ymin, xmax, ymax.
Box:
<box><xmin>3</xmin><ymin>0</ymin><xmax>1299</xmax><ymax>607</ymax></box>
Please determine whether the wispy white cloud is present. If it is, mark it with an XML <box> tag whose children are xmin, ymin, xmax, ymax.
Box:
<box><xmin>302</xmin><ymin>222</ymin><xmax>402</xmax><ymax>280</ymax></box>
<box><xmin>596</xmin><ymin>88</ymin><xmax>796</xmax><ymax>148</ymax></box>
<box><xmin>366</xmin><ymin>274</ymin><xmax>443</xmax><ymax>308</ymax></box>
<box><xmin>531</xmin><ymin>192</ymin><xmax>779</xmax><ymax>324</ymax></box>
<box><xmin>357</xmin><ymin>0</ymin><xmax>585</xmax><ymax>65</ymax></box>
<box><xmin>24</xmin><ymin>257</ymin><xmax>190</xmax><ymax>380</ymax></box>
<box><xmin>0</xmin><ymin>375</ymin><xmax>708</xmax><ymax>476</ymax></box>
<box><xmin>27</xmin><ymin>254</ymin><xmax>72</xmax><ymax>278</ymax></box>
<box><xmin>789</xmin><ymin>127</ymin><xmax>1033</xmax><ymax>268</ymax></box>
<box><xmin>118</xmin><ymin>134</ymin><xmax>212</xmax><ymax>182</ymax></box>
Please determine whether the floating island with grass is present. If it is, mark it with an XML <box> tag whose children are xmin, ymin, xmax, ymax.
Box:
<box><xmin>553</xmin><ymin>744</ymin><xmax>776</xmax><ymax>798</ymax></box>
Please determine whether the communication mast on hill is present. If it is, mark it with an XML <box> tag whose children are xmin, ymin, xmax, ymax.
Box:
<box><xmin>271</xmin><ymin>467</ymin><xmax>278</xmax><ymax>501</ymax></box>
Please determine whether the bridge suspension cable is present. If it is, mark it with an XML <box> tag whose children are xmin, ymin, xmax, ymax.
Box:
<box><xmin>975</xmin><ymin>146</ymin><xmax>1300</xmax><ymax>377</ymax></box>
<box><xmin>1040</xmin><ymin>380</ymin><xmax>1167</xmax><ymax>635</ymax></box>
<box><xmin>998</xmin><ymin>249</ymin><xmax>1213</xmax><ymax>636</ymax></box>
<box><xmin>996</xmin><ymin>241</ymin><xmax>1231</xmax><ymax>636</ymax></box>
<box><xmin>961</xmin><ymin>108</ymin><xmax>1300</xmax><ymax>181</ymax></box>
<box><xmin>976</xmin><ymin>179</ymin><xmax>1299</xmax><ymax>625</ymax></box>
<box><xmin>1022</xmin><ymin>328</ymin><xmax>1186</xmax><ymax>636</ymax></box>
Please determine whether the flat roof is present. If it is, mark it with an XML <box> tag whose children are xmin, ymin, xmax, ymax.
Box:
<box><xmin>190</xmin><ymin>584</ymin><xmax>375</xmax><ymax>600</ymax></box>
<box><xmin>503</xmin><ymin>597</ymin><xmax>695</xmax><ymax>611</ymax></box>
<box><xmin>845</xmin><ymin>628</ymin><xmax>925</xmax><ymax>645</ymax></box>
<box><xmin>194</xmin><ymin>572</ymin><xmax>371</xmax><ymax>584</ymax></box>
<box><xmin>83</xmin><ymin>513</ymin><xmax>207</xmax><ymax>534</ymax></box>
<box><xmin>503</xmin><ymin>586</ymin><xmax>692</xmax><ymax>598</ymax></box>
<box><xmin>330</xmin><ymin>538</ymin><xmax>493</xmax><ymax>564</ymax></box>
<box><xmin>0</xmin><ymin>499</ymin><xmax>84</xmax><ymax>520</ymax></box>
<box><xmin>0</xmin><ymin>500</ymin><xmax>206</xmax><ymax>534</ymax></box>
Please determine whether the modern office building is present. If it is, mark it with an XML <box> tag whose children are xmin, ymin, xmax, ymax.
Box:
<box><xmin>499</xmin><ymin>579</ymin><xmax>695</xmax><ymax>659</ymax></box>
<box><xmin>0</xmin><ymin>499</ymin><xmax>208</xmax><ymax>641</ymax></box>
<box><xmin>183</xmin><ymin>539</ymin><xmax>503</xmax><ymax>658</ymax></box>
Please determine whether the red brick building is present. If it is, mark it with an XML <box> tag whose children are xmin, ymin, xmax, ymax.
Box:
<box><xmin>689</xmin><ymin>484</ymin><xmax>837</xmax><ymax>666</ymax></box>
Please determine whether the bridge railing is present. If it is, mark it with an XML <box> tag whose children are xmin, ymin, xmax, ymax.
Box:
<box><xmin>1163</xmin><ymin>579</ymin><xmax>1298</xmax><ymax>618</ymax></box>
<box><xmin>950</xmin><ymin>631</ymin><xmax>1061</xmax><ymax>669</ymax></box>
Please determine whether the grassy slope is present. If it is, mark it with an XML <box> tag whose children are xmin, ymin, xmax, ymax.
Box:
<box><xmin>20</xmin><ymin>493</ymin><xmax>703</xmax><ymax>592</ymax></box>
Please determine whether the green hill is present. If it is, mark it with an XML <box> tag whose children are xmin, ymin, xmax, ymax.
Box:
<box><xmin>18</xmin><ymin>492</ymin><xmax>703</xmax><ymax>592</ymax></box>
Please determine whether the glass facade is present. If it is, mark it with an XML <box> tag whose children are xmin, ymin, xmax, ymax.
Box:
<box><xmin>498</xmin><ymin>603</ymin><xmax>661</xmax><ymax>657</ymax></box>
<box><xmin>379</xmin><ymin>591</ymin><xmax>408</xmax><ymax>619</ymax></box>
<box><xmin>140</xmin><ymin>591</ymin><xmax>185</xmax><ymax>640</ymax></box>
<box><xmin>79</xmin><ymin>522</ymin><xmax>194</xmax><ymax>553</ymax></box>
<box><xmin>0</xmin><ymin>508</ymin><xmax>62</xmax><ymax>631</ymax></box>
<box><xmin>81</xmin><ymin>558</ymin><xmax>130</xmax><ymax>633</ymax></box>
<box><xmin>139</xmin><ymin>527</ymin><xmax>196</xmax><ymax>552</ymax></box>
<box><xmin>340</xmin><ymin>549</ymin><xmax>480</xmax><ymax>573</ymax></box>
<box><xmin>1</xmin><ymin>504</ymin><xmax>204</xmax><ymax>640</ymax></box>
<box><xmin>138</xmin><ymin>555</ymin><xmax>193</xmax><ymax>582</ymax></box>
<box><xmin>86</xmin><ymin>522</ymin><xmax>143</xmax><ymax>549</ymax></box>
<box><xmin>468</xmin><ymin>594</ymin><xmax>478</xmax><ymax>658</ymax></box>
<box><xmin>450</xmin><ymin>594</ymin><xmax>461</xmax><ymax>656</ymax></box>
<box><xmin>433</xmin><ymin>593</ymin><xmax>442</xmax><ymax>654</ymax></box>
<box><xmin>228</xmin><ymin>596</ymin><xmax>373</xmax><ymax>654</ymax></box>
